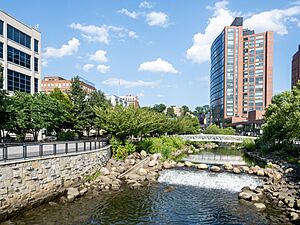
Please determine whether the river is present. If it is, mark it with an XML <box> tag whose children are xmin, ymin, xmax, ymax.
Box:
<box><xmin>9</xmin><ymin>148</ymin><xmax>280</xmax><ymax>225</ymax></box>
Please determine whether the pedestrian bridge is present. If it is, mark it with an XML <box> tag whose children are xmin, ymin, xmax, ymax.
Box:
<box><xmin>180</xmin><ymin>134</ymin><xmax>256</xmax><ymax>143</ymax></box>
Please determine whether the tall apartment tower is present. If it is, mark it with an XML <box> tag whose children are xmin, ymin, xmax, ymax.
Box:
<box><xmin>210</xmin><ymin>17</ymin><xmax>273</xmax><ymax>125</ymax></box>
<box><xmin>292</xmin><ymin>45</ymin><xmax>300</xmax><ymax>88</ymax></box>
<box><xmin>0</xmin><ymin>10</ymin><xmax>41</xmax><ymax>94</ymax></box>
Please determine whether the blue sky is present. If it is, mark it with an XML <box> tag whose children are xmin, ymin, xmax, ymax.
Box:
<box><xmin>1</xmin><ymin>0</ymin><xmax>300</xmax><ymax>110</ymax></box>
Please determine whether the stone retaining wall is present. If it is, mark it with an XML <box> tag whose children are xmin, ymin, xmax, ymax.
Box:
<box><xmin>0</xmin><ymin>145</ymin><xmax>111</xmax><ymax>220</ymax></box>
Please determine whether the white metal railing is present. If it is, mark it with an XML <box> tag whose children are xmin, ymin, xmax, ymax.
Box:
<box><xmin>180</xmin><ymin>134</ymin><xmax>256</xmax><ymax>143</ymax></box>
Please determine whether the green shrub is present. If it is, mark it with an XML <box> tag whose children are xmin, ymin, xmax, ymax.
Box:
<box><xmin>57</xmin><ymin>131</ymin><xmax>78</xmax><ymax>141</ymax></box>
<box><xmin>242</xmin><ymin>139</ymin><xmax>256</xmax><ymax>151</ymax></box>
<box><xmin>85</xmin><ymin>170</ymin><xmax>102</xmax><ymax>182</ymax></box>
<box><xmin>204</xmin><ymin>124</ymin><xmax>235</xmax><ymax>135</ymax></box>
<box><xmin>161</xmin><ymin>147</ymin><xmax>172</xmax><ymax>161</ymax></box>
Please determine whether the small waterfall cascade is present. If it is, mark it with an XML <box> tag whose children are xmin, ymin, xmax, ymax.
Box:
<box><xmin>158</xmin><ymin>169</ymin><xmax>264</xmax><ymax>193</ymax></box>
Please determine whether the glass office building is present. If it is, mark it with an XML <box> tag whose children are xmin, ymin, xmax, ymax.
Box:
<box><xmin>0</xmin><ymin>10</ymin><xmax>41</xmax><ymax>94</ymax></box>
<box><xmin>210</xmin><ymin>17</ymin><xmax>273</xmax><ymax>125</ymax></box>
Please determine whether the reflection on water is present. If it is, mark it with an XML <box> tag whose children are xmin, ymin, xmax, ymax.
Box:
<box><xmin>183</xmin><ymin>147</ymin><xmax>253</xmax><ymax>165</ymax></box>
<box><xmin>11</xmin><ymin>169</ymin><xmax>276</xmax><ymax>225</ymax></box>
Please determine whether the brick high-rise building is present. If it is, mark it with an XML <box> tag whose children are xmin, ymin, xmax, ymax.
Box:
<box><xmin>292</xmin><ymin>45</ymin><xmax>300</xmax><ymax>88</ymax></box>
<box><xmin>210</xmin><ymin>17</ymin><xmax>273</xmax><ymax>125</ymax></box>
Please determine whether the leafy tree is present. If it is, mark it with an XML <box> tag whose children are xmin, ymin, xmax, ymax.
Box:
<box><xmin>49</xmin><ymin>88</ymin><xmax>74</xmax><ymax>133</ymax></box>
<box><xmin>260</xmin><ymin>82</ymin><xmax>300</xmax><ymax>145</ymax></box>
<box><xmin>152</xmin><ymin>104</ymin><xmax>166</xmax><ymax>113</ymax></box>
<box><xmin>204</xmin><ymin>124</ymin><xmax>235</xmax><ymax>135</ymax></box>
<box><xmin>181</xmin><ymin>105</ymin><xmax>190</xmax><ymax>116</ymax></box>
<box><xmin>166</xmin><ymin>107</ymin><xmax>176</xmax><ymax>118</ymax></box>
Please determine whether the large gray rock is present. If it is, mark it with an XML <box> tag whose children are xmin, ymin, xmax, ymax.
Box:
<box><xmin>290</xmin><ymin>212</ymin><xmax>300</xmax><ymax>221</ymax></box>
<box><xmin>148</xmin><ymin>160</ymin><xmax>157</xmax><ymax>167</ymax></box>
<box><xmin>224</xmin><ymin>163</ymin><xmax>233</xmax><ymax>170</ymax></box>
<box><xmin>177</xmin><ymin>162</ymin><xmax>185</xmax><ymax>167</ymax></box>
<box><xmin>238</xmin><ymin>191</ymin><xmax>252</xmax><ymax>201</ymax></box>
<box><xmin>100</xmin><ymin>167</ymin><xmax>110</xmax><ymax>176</ymax></box>
<box><xmin>197</xmin><ymin>164</ymin><xmax>208</xmax><ymax>170</ymax></box>
<box><xmin>67</xmin><ymin>187</ymin><xmax>80</xmax><ymax>201</ymax></box>
<box><xmin>257</xmin><ymin>169</ymin><xmax>265</xmax><ymax>176</ymax></box>
<box><xmin>140</xmin><ymin>150</ymin><xmax>147</xmax><ymax>158</ymax></box>
<box><xmin>139</xmin><ymin>168</ymin><xmax>148</xmax><ymax>176</ymax></box>
<box><xmin>254</xmin><ymin>203</ymin><xmax>266</xmax><ymax>211</ymax></box>
<box><xmin>210</xmin><ymin>166</ymin><xmax>221</xmax><ymax>172</ymax></box>
<box><xmin>184</xmin><ymin>161</ymin><xmax>193</xmax><ymax>167</ymax></box>
<box><xmin>100</xmin><ymin>176</ymin><xmax>112</xmax><ymax>184</ymax></box>
<box><xmin>233</xmin><ymin>167</ymin><xmax>241</xmax><ymax>174</ymax></box>
<box><xmin>163</xmin><ymin>161</ymin><xmax>172</xmax><ymax>169</ymax></box>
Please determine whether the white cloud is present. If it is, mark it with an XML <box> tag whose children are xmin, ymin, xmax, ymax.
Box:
<box><xmin>43</xmin><ymin>37</ymin><xmax>80</xmax><ymax>58</ymax></box>
<box><xmin>70</xmin><ymin>23</ymin><xmax>139</xmax><ymax>43</ymax></box>
<box><xmin>186</xmin><ymin>0</ymin><xmax>300</xmax><ymax>64</ymax></box>
<box><xmin>102</xmin><ymin>78</ymin><xmax>160</xmax><ymax>88</ymax></box>
<box><xmin>139</xmin><ymin>92</ymin><xmax>145</xmax><ymax>97</ymax></box>
<box><xmin>139</xmin><ymin>1</ymin><xmax>153</xmax><ymax>9</ymax></box>
<box><xmin>186</xmin><ymin>1</ymin><xmax>234</xmax><ymax>64</ymax></box>
<box><xmin>82</xmin><ymin>64</ymin><xmax>94</xmax><ymax>72</ymax></box>
<box><xmin>244</xmin><ymin>5</ymin><xmax>300</xmax><ymax>35</ymax></box>
<box><xmin>70</xmin><ymin>23</ymin><xmax>109</xmax><ymax>44</ymax></box>
<box><xmin>118</xmin><ymin>8</ymin><xmax>139</xmax><ymax>19</ymax></box>
<box><xmin>128</xmin><ymin>31</ymin><xmax>139</xmax><ymax>38</ymax></box>
<box><xmin>97</xmin><ymin>65</ymin><xmax>110</xmax><ymax>74</ymax></box>
<box><xmin>156</xmin><ymin>94</ymin><xmax>164</xmax><ymax>98</ymax></box>
<box><xmin>89</xmin><ymin>50</ymin><xmax>108</xmax><ymax>63</ymax></box>
<box><xmin>139</xmin><ymin>58</ymin><xmax>178</xmax><ymax>74</ymax></box>
<box><xmin>146</xmin><ymin>11</ymin><xmax>169</xmax><ymax>27</ymax></box>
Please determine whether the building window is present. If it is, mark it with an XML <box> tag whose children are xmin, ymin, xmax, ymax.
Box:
<box><xmin>0</xmin><ymin>20</ymin><xmax>3</xmax><ymax>36</ymax></box>
<box><xmin>34</xmin><ymin>39</ymin><xmax>39</xmax><ymax>53</ymax></box>
<box><xmin>34</xmin><ymin>78</ymin><xmax>38</xmax><ymax>93</ymax></box>
<box><xmin>7</xmin><ymin>69</ymin><xmax>31</xmax><ymax>93</ymax></box>
<box><xmin>34</xmin><ymin>57</ymin><xmax>38</xmax><ymax>72</ymax></box>
<box><xmin>7</xmin><ymin>24</ymin><xmax>31</xmax><ymax>49</ymax></box>
<box><xmin>0</xmin><ymin>42</ymin><xmax>3</xmax><ymax>59</ymax></box>
<box><xmin>7</xmin><ymin>46</ymin><xmax>31</xmax><ymax>69</ymax></box>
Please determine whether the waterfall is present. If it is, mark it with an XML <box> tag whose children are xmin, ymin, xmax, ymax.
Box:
<box><xmin>158</xmin><ymin>169</ymin><xmax>264</xmax><ymax>193</ymax></box>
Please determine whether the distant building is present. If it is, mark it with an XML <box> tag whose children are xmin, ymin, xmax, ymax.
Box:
<box><xmin>292</xmin><ymin>44</ymin><xmax>300</xmax><ymax>88</ymax></box>
<box><xmin>210</xmin><ymin>17</ymin><xmax>273</xmax><ymax>126</ymax></box>
<box><xmin>121</xmin><ymin>95</ymin><xmax>139</xmax><ymax>108</ymax></box>
<box><xmin>173</xmin><ymin>106</ymin><xmax>183</xmax><ymax>117</ymax></box>
<box><xmin>0</xmin><ymin>10</ymin><xmax>41</xmax><ymax>94</ymax></box>
<box><xmin>41</xmin><ymin>76</ymin><xmax>96</xmax><ymax>94</ymax></box>
<box><xmin>105</xmin><ymin>94</ymin><xmax>128</xmax><ymax>107</ymax></box>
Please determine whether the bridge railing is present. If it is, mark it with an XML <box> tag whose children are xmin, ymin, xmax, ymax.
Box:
<box><xmin>180</xmin><ymin>134</ymin><xmax>256</xmax><ymax>143</ymax></box>
<box><xmin>0</xmin><ymin>138</ymin><xmax>108</xmax><ymax>162</ymax></box>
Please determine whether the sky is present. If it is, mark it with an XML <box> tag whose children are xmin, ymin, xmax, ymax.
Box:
<box><xmin>1</xmin><ymin>0</ymin><xmax>300</xmax><ymax>110</ymax></box>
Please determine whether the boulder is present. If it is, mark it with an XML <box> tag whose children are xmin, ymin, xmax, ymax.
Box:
<box><xmin>100</xmin><ymin>176</ymin><xmax>112</xmax><ymax>184</ymax></box>
<box><xmin>197</xmin><ymin>164</ymin><xmax>208</xmax><ymax>170</ymax></box>
<box><xmin>210</xmin><ymin>166</ymin><xmax>221</xmax><ymax>172</ymax></box>
<box><xmin>163</xmin><ymin>161</ymin><xmax>172</xmax><ymax>169</ymax></box>
<box><xmin>79</xmin><ymin>188</ymin><xmax>88</xmax><ymax>196</ymax></box>
<box><xmin>184</xmin><ymin>161</ymin><xmax>193</xmax><ymax>167</ymax></box>
<box><xmin>188</xmin><ymin>150</ymin><xmax>193</xmax><ymax>154</ymax></box>
<box><xmin>139</xmin><ymin>168</ymin><xmax>148</xmax><ymax>176</ymax></box>
<box><xmin>177</xmin><ymin>162</ymin><xmax>185</xmax><ymax>167</ymax></box>
<box><xmin>224</xmin><ymin>163</ymin><xmax>233</xmax><ymax>170</ymax></box>
<box><xmin>67</xmin><ymin>187</ymin><xmax>80</xmax><ymax>201</ymax></box>
<box><xmin>148</xmin><ymin>160</ymin><xmax>157</xmax><ymax>167</ymax></box>
<box><xmin>285</xmin><ymin>168</ymin><xmax>294</xmax><ymax>174</ymax></box>
<box><xmin>140</xmin><ymin>150</ymin><xmax>147</xmax><ymax>158</ymax></box>
<box><xmin>241</xmin><ymin>166</ymin><xmax>249</xmax><ymax>173</ymax></box>
<box><xmin>254</xmin><ymin>203</ymin><xmax>266</xmax><ymax>211</ymax></box>
<box><xmin>251</xmin><ymin>193</ymin><xmax>260</xmax><ymax>202</ymax></box>
<box><xmin>100</xmin><ymin>167</ymin><xmax>110</xmax><ymax>176</ymax></box>
<box><xmin>238</xmin><ymin>191</ymin><xmax>252</xmax><ymax>201</ymax></box>
<box><xmin>117</xmin><ymin>166</ymin><xmax>126</xmax><ymax>174</ymax></box>
<box><xmin>129</xmin><ymin>159</ymin><xmax>135</xmax><ymax>165</ymax></box>
<box><xmin>257</xmin><ymin>169</ymin><xmax>265</xmax><ymax>176</ymax></box>
<box><xmin>290</xmin><ymin>212</ymin><xmax>300</xmax><ymax>221</ymax></box>
<box><xmin>233</xmin><ymin>167</ymin><xmax>241</xmax><ymax>174</ymax></box>
<box><xmin>49</xmin><ymin>201</ymin><xmax>59</xmax><ymax>207</ymax></box>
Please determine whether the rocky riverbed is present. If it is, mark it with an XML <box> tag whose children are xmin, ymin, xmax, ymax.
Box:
<box><xmin>2</xmin><ymin>146</ymin><xmax>298</xmax><ymax>224</ymax></box>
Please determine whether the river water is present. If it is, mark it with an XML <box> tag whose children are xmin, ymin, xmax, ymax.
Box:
<box><xmin>10</xmin><ymin>148</ymin><xmax>280</xmax><ymax>225</ymax></box>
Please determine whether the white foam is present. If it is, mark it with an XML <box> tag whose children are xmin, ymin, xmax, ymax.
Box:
<box><xmin>158</xmin><ymin>169</ymin><xmax>264</xmax><ymax>193</ymax></box>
